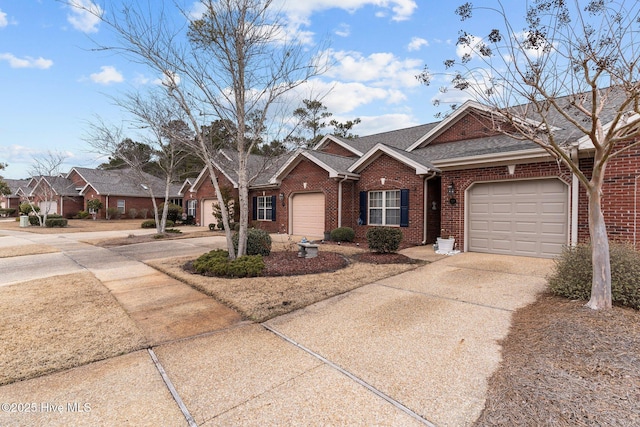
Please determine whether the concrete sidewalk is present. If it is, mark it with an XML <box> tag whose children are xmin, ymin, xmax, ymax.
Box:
<box><xmin>0</xmin><ymin>229</ymin><xmax>553</xmax><ymax>426</ymax></box>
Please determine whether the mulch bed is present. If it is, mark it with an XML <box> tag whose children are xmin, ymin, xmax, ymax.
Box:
<box><xmin>475</xmin><ymin>293</ymin><xmax>640</xmax><ymax>426</ymax></box>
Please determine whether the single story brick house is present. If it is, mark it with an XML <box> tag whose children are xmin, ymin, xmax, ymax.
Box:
<box><xmin>187</xmin><ymin>95</ymin><xmax>640</xmax><ymax>258</ymax></box>
<box><xmin>1</xmin><ymin>167</ymin><xmax>183</xmax><ymax>219</ymax></box>
<box><xmin>0</xmin><ymin>179</ymin><xmax>30</xmax><ymax>213</ymax></box>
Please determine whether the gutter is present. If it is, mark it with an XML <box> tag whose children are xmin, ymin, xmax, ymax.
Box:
<box><xmin>422</xmin><ymin>171</ymin><xmax>438</xmax><ymax>245</ymax></box>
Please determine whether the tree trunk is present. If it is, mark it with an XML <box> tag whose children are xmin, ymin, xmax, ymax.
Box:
<box><xmin>236</xmin><ymin>151</ymin><xmax>248</xmax><ymax>257</ymax></box>
<box><xmin>205</xmin><ymin>162</ymin><xmax>236</xmax><ymax>259</ymax></box>
<box><xmin>585</xmin><ymin>184</ymin><xmax>612</xmax><ymax>310</ymax></box>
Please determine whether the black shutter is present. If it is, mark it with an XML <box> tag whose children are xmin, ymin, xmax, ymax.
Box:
<box><xmin>400</xmin><ymin>189</ymin><xmax>409</xmax><ymax>227</ymax></box>
<box><xmin>359</xmin><ymin>191</ymin><xmax>367</xmax><ymax>225</ymax></box>
<box><xmin>271</xmin><ymin>195</ymin><xmax>277</xmax><ymax>221</ymax></box>
<box><xmin>252</xmin><ymin>196</ymin><xmax>258</xmax><ymax>221</ymax></box>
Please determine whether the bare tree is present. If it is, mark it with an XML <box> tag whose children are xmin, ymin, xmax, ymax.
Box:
<box><xmin>86</xmin><ymin>91</ymin><xmax>191</xmax><ymax>234</ymax></box>
<box><xmin>417</xmin><ymin>0</ymin><xmax>640</xmax><ymax>310</ymax></box>
<box><xmin>73</xmin><ymin>0</ymin><xmax>327</xmax><ymax>258</ymax></box>
<box><xmin>25</xmin><ymin>151</ymin><xmax>67</xmax><ymax>227</ymax></box>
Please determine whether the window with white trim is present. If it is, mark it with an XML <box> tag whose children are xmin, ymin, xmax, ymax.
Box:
<box><xmin>117</xmin><ymin>199</ymin><xmax>126</xmax><ymax>214</ymax></box>
<box><xmin>368</xmin><ymin>190</ymin><xmax>400</xmax><ymax>226</ymax></box>
<box><xmin>257</xmin><ymin>195</ymin><xmax>273</xmax><ymax>221</ymax></box>
<box><xmin>187</xmin><ymin>199</ymin><xmax>197</xmax><ymax>217</ymax></box>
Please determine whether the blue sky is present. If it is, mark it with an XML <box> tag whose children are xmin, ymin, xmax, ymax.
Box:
<box><xmin>0</xmin><ymin>0</ymin><xmax>510</xmax><ymax>179</ymax></box>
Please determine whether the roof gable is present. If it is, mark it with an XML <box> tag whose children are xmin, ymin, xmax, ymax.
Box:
<box><xmin>349</xmin><ymin>143</ymin><xmax>438</xmax><ymax>175</ymax></box>
<box><xmin>273</xmin><ymin>149</ymin><xmax>359</xmax><ymax>183</ymax></box>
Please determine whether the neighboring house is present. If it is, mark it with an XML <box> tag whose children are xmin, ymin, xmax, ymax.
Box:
<box><xmin>192</xmin><ymin>94</ymin><xmax>640</xmax><ymax>259</ymax></box>
<box><xmin>1</xmin><ymin>168</ymin><xmax>184</xmax><ymax>219</ymax></box>
<box><xmin>0</xmin><ymin>179</ymin><xmax>30</xmax><ymax>214</ymax></box>
<box><xmin>68</xmin><ymin>167</ymin><xmax>183</xmax><ymax>219</ymax></box>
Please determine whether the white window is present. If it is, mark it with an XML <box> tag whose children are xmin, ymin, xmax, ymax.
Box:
<box><xmin>187</xmin><ymin>199</ymin><xmax>197</xmax><ymax>217</ymax></box>
<box><xmin>368</xmin><ymin>190</ymin><xmax>400</xmax><ymax>226</ymax></box>
<box><xmin>117</xmin><ymin>199</ymin><xmax>125</xmax><ymax>214</ymax></box>
<box><xmin>257</xmin><ymin>196</ymin><xmax>272</xmax><ymax>221</ymax></box>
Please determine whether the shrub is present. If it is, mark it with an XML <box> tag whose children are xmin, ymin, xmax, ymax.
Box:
<box><xmin>45</xmin><ymin>217</ymin><xmax>68</xmax><ymax>228</ymax></box>
<box><xmin>366</xmin><ymin>227</ymin><xmax>403</xmax><ymax>253</ymax></box>
<box><xmin>29</xmin><ymin>214</ymin><xmax>63</xmax><ymax>226</ymax></box>
<box><xmin>192</xmin><ymin>249</ymin><xmax>264</xmax><ymax>278</ymax></box>
<box><xmin>0</xmin><ymin>208</ymin><xmax>16</xmax><ymax>217</ymax></box>
<box><xmin>141</xmin><ymin>219</ymin><xmax>175</xmax><ymax>229</ymax></box>
<box><xmin>86</xmin><ymin>199</ymin><xmax>103</xmax><ymax>215</ymax></box>
<box><xmin>19</xmin><ymin>203</ymin><xmax>39</xmax><ymax>215</ymax></box>
<box><xmin>138</xmin><ymin>208</ymin><xmax>149</xmax><ymax>219</ymax></box>
<box><xmin>233</xmin><ymin>228</ymin><xmax>272</xmax><ymax>256</ymax></box>
<box><xmin>548</xmin><ymin>242</ymin><xmax>640</xmax><ymax>310</ymax></box>
<box><xmin>330</xmin><ymin>227</ymin><xmax>355</xmax><ymax>242</ymax></box>
<box><xmin>77</xmin><ymin>210</ymin><xmax>90</xmax><ymax>219</ymax></box>
<box><xmin>127</xmin><ymin>208</ymin><xmax>138</xmax><ymax>219</ymax></box>
<box><xmin>160</xmin><ymin>203</ymin><xmax>183</xmax><ymax>223</ymax></box>
<box><xmin>106</xmin><ymin>207</ymin><xmax>121</xmax><ymax>220</ymax></box>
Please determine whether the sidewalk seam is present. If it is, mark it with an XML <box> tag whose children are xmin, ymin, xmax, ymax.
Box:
<box><xmin>262</xmin><ymin>324</ymin><xmax>436</xmax><ymax>427</ymax></box>
<box><xmin>148</xmin><ymin>348</ymin><xmax>197</xmax><ymax>427</ymax></box>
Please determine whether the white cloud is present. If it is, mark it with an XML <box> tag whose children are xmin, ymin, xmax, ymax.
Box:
<box><xmin>335</xmin><ymin>23</ymin><xmax>350</xmax><ymax>37</ymax></box>
<box><xmin>90</xmin><ymin>66</ymin><xmax>124</xmax><ymax>85</ymax></box>
<box><xmin>0</xmin><ymin>53</ymin><xmax>53</xmax><ymax>69</ymax></box>
<box><xmin>277</xmin><ymin>0</ymin><xmax>417</xmax><ymax>25</ymax></box>
<box><xmin>322</xmin><ymin>49</ymin><xmax>423</xmax><ymax>89</ymax></box>
<box><xmin>407</xmin><ymin>37</ymin><xmax>428</xmax><ymax>51</ymax></box>
<box><xmin>0</xmin><ymin>9</ymin><xmax>8</xmax><ymax>28</ymax></box>
<box><xmin>67</xmin><ymin>0</ymin><xmax>103</xmax><ymax>33</ymax></box>
<box><xmin>357</xmin><ymin>113</ymin><xmax>419</xmax><ymax>135</ymax></box>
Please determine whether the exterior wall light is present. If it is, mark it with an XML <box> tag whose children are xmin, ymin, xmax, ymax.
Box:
<box><xmin>448</xmin><ymin>182</ymin><xmax>457</xmax><ymax>205</ymax></box>
<box><xmin>279</xmin><ymin>192</ymin><xmax>285</xmax><ymax>206</ymax></box>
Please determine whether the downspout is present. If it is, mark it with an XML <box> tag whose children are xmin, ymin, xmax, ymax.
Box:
<box><xmin>422</xmin><ymin>171</ymin><xmax>438</xmax><ymax>245</ymax></box>
<box><xmin>337</xmin><ymin>175</ymin><xmax>349</xmax><ymax>228</ymax></box>
<box><xmin>571</xmin><ymin>148</ymin><xmax>579</xmax><ymax>247</ymax></box>
<box><xmin>635</xmin><ymin>175</ymin><xmax>640</xmax><ymax>247</ymax></box>
<box><xmin>105</xmin><ymin>195</ymin><xmax>109</xmax><ymax>220</ymax></box>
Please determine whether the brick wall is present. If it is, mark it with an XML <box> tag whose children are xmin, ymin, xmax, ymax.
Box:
<box><xmin>578</xmin><ymin>145</ymin><xmax>640</xmax><ymax>247</ymax></box>
<box><xmin>192</xmin><ymin>171</ymin><xmax>238</xmax><ymax>227</ymax></box>
<box><xmin>441</xmin><ymin>161</ymin><xmax>573</xmax><ymax>251</ymax></box>
<box><xmin>356</xmin><ymin>154</ymin><xmax>426</xmax><ymax>245</ymax></box>
<box><xmin>319</xmin><ymin>140</ymin><xmax>359</xmax><ymax>157</ymax></box>
<box><xmin>431</xmin><ymin>112</ymin><xmax>504</xmax><ymax>145</ymax></box>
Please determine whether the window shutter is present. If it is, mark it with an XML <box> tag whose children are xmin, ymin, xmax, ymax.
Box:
<box><xmin>252</xmin><ymin>196</ymin><xmax>257</xmax><ymax>221</ymax></box>
<box><xmin>400</xmin><ymin>189</ymin><xmax>409</xmax><ymax>227</ymax></box>
<box><xmin>271</xmin><ymin>195</ymin><xmax>277</xmax><ymax>221</ymax></box>
<box><xmin>359</xmin><ymin>191</ymin><xmax>367</xmax><ymax>225</ymax></box>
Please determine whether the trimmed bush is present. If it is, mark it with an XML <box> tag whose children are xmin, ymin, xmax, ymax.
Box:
<box><xmin>549</xmin><ymin>243</ymin><xmax>640</xmax><ymax>310</ymax></box>
<box><xmin>77</xmin><ymin>210</ymin><xmax>90</xmax><ymax>219</ymax></box>
<box><xmin>233</xmin><ymin>228</ymin><xmax>272</xmax><ymax>256</ymax></box>
<box><xmin>28</xmin><ymin>214</ymin><xmax>63</xmax><ymax>226</ymax></box>
<box><xmin>330</xmin><ymin>227</ymin><xmax>355</xmax><ymax>242</ymax></box>
<box><xmin>366</xmin><ymin>227</ymin><xmax>403</xmax><ymax>253</ymax></box>
<box><xmin>45</xmin><ymin>217</ymin><xmax>68</xmax><ymax>228</ymax></box>
<box><xmin>138</xmin><ymin>208</ymin><xmax>149</xmax><ymax>219</ymax></box>
<box><xmin>127</xmin><ymin>208</ymin><xmax>138</xmax><ymax>219</ymax></box>
<box><xmin>141</xmin><ymin>219</ymin><xmax>175</xmax><ymax>229</ymax></box>
<box><xmin>0</xmin><ymin>208</ymin><xmax>16</xmax><ymax>217</ymax></box>
<box><xmin>106</xmin><ymin>207</ymin><xmax>121</xmax><ymax>220</ymax></box>
<box><xmin>192</xmin><ymin>249</ymin><xmax>264</xmax><ymax>278</ymax></box>
<box><xmin>19</xmin><ymin>203</ymin><xmax>39</xmax><ymax>215</ymax></box>
<box><xmin>160</xmin><ymin>203</ymin><xmax>183</xmax><ymax>223</ymax></box>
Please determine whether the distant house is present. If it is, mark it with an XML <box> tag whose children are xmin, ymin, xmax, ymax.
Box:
<box><xmin>190</xmin><ymin>96</ymin><xmax>640</xmax><ymax>259</ymax></box>
<box><xmin>0</xmin><ymin>179</ymin><xmax>30</xmax><ymax>214</ymax></box>
<box><xmin>1</xmin><ymin>168</ymin><xmax>184</xmax><ymax>219</ymax></box>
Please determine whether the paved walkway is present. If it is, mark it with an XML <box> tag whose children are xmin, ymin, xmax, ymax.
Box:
<box><xmin>0</xmin><ymin>228</ymin><xmax>554</xmax><ymax>426</ymax></box>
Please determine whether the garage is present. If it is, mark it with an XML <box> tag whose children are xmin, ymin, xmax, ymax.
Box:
<box><xmin>291</xmin><ymin>192</ymin><xmax>325</xmax><ymax>238</ymax></box>
<box><xmin>467</xmin><ymin>179</ymin><xmax>568</xmax><ymax>258</ymax></box>
<box><xmin>39</xmin><ymin>201</ymin><xmax>58</xmax><ymax>215</ymax></box>
<box><xmin>201</xmin><ymin>198</ymin><xmax>218</xmax><ymax>228</ymax></box>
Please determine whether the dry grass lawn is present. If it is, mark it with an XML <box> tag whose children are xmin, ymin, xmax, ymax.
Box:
<box><xmin>149</xmin><ymin>245</ymin><xmax>421</xmax><ymax>322</ymax></box>
<box><xmin>0</xmin><ymin>218</ymin><xmax>157</xmax><ymax>233</ymax></box>
<box><xmin>0</xmin><ymin>245</ymin><xmax>59</xmax><ymax>258</ymax></box>
<box><xmin>0</xmin><ymin>272</ymin><xmax>147</xmax><ymax>386</ymax></box>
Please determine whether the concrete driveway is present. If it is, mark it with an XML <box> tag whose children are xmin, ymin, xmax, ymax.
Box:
<box><xmin>0</xmin><ymin>228</ymin><xmax>553</xmax><ymax>426</ymax></box>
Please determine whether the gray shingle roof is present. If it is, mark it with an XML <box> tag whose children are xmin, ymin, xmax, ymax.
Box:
<box><xmin>72</xmin><ymin>167</ymin><xmax>181</xmax><ymax>198</ymax></box>
<box><xmin>303</xmin><ymin>150</ymin><xmax>358</xmax><ymax>174</ymax></box>
<box><xmin>3</xmin><ymin>179</ymin><xmax>30</xmax><ymax>197</ymax></box>
<box><xmin>341</xmin><ymin>122</ymin><xmax>439</xmax><ymax>154</ymax></box>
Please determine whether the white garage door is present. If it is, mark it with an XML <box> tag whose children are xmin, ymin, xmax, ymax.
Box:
<box><xmin>292</xmin><ymin>193</ymin><xmax>325</xmax><ymax>239</ymax></box>
<box><xmin>39</xmin><ymin>201</ymin><xmax>58</xmax><ymax>215</ymax></box>
<box><xmin>468</xmin><ymin>179</ymin><xmax>568</xmax><ymax>258</ymax></box>
<box><xmin>201</xmin><ymin>199</ymin><xmax>218</xmax><ymax>228</ymax></box>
